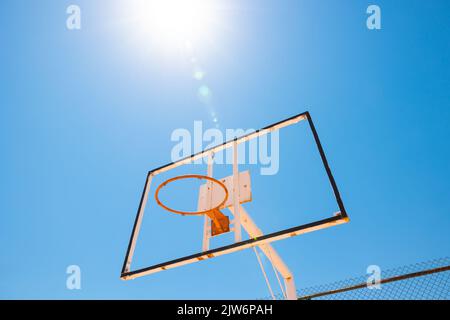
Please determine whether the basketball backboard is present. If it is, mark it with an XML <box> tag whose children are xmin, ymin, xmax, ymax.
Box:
<box><xmin>120</xmin><ymin>111</ymin><xmax>349</xmax><ymax>299</ymax></box>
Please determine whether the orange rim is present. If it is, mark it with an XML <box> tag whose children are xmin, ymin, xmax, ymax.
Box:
<box><xmin>154</xmin><ymin>174</ymin><xmax>229</xmax><ymax>216</ymax></box>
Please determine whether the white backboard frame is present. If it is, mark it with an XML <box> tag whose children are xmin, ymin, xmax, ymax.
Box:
<box><xmin>120</xmin><ymin>112</ymin><xmax>349</xmax><ymax>280</ymax></box>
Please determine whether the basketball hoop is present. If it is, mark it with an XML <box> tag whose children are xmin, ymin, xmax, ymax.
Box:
<box><xmin>154</xmin><ymin>174</ymin><xmax>231</xmax><ymax>236</ymax></box>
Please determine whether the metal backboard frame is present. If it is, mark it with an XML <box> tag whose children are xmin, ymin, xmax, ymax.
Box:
<box><xmin>121</xmin><ymin>111</ymin><xmax>349</xmax><ymax>280</ymax></box>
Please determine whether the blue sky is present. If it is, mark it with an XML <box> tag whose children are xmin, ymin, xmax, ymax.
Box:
<box><xmin>1</xmin><ymin>0</ymin><xmax>449</xmax><ymax>299</ymax></box>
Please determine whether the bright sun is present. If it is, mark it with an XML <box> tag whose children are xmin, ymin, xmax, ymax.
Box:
<box><xmin>132</xmin><ymin>0</ymin><xmax>218</xmax><ymax>50</ymax></box>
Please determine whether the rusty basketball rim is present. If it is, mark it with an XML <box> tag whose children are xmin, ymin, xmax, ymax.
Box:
<box><xmin>154</xmin><ymin>174</ymin><xmax>229</xmax><ymax>216</ymax></box>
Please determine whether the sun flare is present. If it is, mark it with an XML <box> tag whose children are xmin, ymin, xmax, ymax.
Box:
<box><xmin>132</xmin><ymin>0</ymin><xmax>218</xmax><ymax>50</ymax></box>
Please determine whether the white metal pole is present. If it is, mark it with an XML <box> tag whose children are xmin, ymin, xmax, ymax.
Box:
<box><xmin>284</xmin><ymin>278</ymin><xmax>297</xmax><ymax>300</ymax></box>
<box><xmin>232</xmin><ymin>140</ymin><xmax>242</xmax><ymax>242</ymax></box>
<box><xmin>202</xmin><ymin>153</ymin><xmax>214</xmax><ymax>251</ymax></box>
<box><xmin>228</xmin><ymin>205</ymin><xmax>297</xmax><ymax>300</ymax></box>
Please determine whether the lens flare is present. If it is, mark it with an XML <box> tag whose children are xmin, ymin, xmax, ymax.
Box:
<box><xmin>198</xmin><ymin>85</ymin><xmax>211</xmax><ymax>98</ymax></box>
<box><xmin>193</xmin><ymin>69</ymin><xmax>205</xmax><ymax>80</ymax></box>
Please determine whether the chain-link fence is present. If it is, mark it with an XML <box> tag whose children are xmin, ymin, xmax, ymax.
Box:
<box><xmin>295</xmin><ymin>257</ymin><xmax>450</xmax><ymax>300</ymax></box>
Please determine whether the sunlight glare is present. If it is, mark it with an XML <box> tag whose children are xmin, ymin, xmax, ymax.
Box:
<box><xmin>134</xmin><ymin>0</ymin><xmax>218</xmax><ymax>50</ymax></box>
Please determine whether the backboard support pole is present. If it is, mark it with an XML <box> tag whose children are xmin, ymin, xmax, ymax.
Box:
<box><xmin>232</xmin><ymin>140</ymin><xmax>242</xmax><ymax>242</ymax></box>
<box><xmin>228</xmin><ymin>205</ymin><xmax>297</xmax><ymax>300</ymax></box>
<box><xmin>202</xmin><ymin>153</ymin><xmax>214</xmax><ymax>252</ymax></box>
